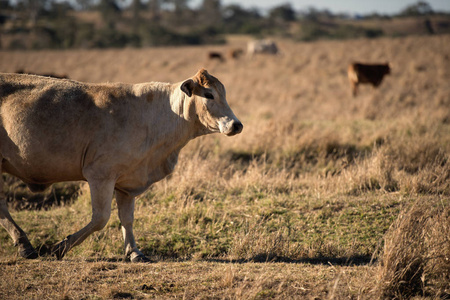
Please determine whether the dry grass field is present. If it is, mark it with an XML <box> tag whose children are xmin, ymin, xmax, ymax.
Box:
<box><xmin>0</xmin><ymin>34</ymin><xmax>449</xmax><ymax>299</ymax></box>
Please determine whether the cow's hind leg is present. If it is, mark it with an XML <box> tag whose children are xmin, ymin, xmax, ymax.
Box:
<box><xmin>51</xmin><ymin>179</ymin><xmax>115</xmax><ymax>259</ymax></box>
<box><xmin>0</xmin><ymin>170</ymin><xmax>38</xmax><ymax>258</ymax></box>
<box><xmin>116</xmin><ymin>190</ymin><xmax>151</xmax><ymax>262</ymax></box>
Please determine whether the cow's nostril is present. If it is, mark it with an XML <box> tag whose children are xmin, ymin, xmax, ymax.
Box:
<box><xmin>233</xmin><ymin>122</ymin><xmax>243</xmax><ymax>133</ymax></box>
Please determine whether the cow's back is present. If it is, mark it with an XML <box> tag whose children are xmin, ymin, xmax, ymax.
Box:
<box><xmin>0</xmin><ymin>73</ymin><xmax>136</xmax><ymax>183</ymax></box>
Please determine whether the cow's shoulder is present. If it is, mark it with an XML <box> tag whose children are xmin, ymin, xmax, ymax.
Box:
<box><xmin>84</xmin><ymin>83</ymin><xmax>135</xmax><ymax>107</ymax></box>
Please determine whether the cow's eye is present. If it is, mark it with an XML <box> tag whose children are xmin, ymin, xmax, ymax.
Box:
<box><xmin>204</xmin><ymin>92</ymin><xmax>214</xmax><ymax>100</ymax></box>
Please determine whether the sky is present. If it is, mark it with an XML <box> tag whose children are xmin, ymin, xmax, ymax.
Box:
<box><xmin>193</xmin><ymin>0</ymin><xmax>450</xmax><ymax>15</ymax></box>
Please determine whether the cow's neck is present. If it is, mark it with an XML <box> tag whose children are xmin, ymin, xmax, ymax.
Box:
<box><xmin>132</xmin><ymin>82</ymin><xmax>202</xmax><ymax>187</ymax></box>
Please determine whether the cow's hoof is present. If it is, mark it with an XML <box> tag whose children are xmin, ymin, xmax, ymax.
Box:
<box><xmin>18</xmin><ymin>246</ymin><xmax>38</xmax><ymax>259</ymax></box>
<box><xmin>15</xmin><ymin>237</ymin><xmax>38</xmax><ymax>259</ymax></box>
<box><xmin>129</xmin><ymin>251</ymin><xmax>152</xmax><ymax>263</ymax></box>
<box><xmin>51</xmin><ymin>236</ymin><xmax>71</xmax><ymax>260</ymax></box>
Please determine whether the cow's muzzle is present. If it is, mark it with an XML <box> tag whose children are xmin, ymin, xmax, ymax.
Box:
<box><xmin>224</xmin><ymin>121</ymin><xmax>243</xmax><ymax>136</ymax></box>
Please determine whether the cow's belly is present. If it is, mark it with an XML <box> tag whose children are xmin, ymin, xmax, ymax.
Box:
<box><xmin>0</xmin><ymin>125</ymin><xmax>86</xmax><ymax>183</ymax></box>
<box><xmin>2</xmin><ymin>154</ymin><xmax>85</xmax><ymax>185</ymax></box>
<box><xmin>115</xmin><ymin>164</ymin><xmax>173</xmax><ymax>197</ymax></box>
<box><xmin>115</xmin><ymin>151</ymin><xmax>180</xmax><ymax>197</ymax></box>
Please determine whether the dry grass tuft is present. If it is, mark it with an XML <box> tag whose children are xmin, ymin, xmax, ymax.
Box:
<box><xmin>346</xmin><ymin>121</ymin><xmax>450</xmax><ymax>196</ymax></box>
<box><xmin>375</xmin><ymin>198</ymin><xmax>450</xmax><ymax>299</ymax></box>
<box><xmin>228</xmin><ymin>225</ymin><xmax>294</xmax><ymax>262</ymax></box>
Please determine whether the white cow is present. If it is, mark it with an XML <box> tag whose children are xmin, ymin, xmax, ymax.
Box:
<box><xmin>247</xmin><ymin>39</ymin><xmax>279</xmax><ymax>57</ymax></box>
<box><xmin>0</xmin><ymin>69</ymin><xmax>243</xmax><ymax>262</ymax></box>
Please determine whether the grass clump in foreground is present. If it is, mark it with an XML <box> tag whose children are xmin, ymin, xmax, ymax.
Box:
<box><xmin>375</xmin><ymin>198</ymin><xmax>450</xmax><ymax>299</ymax></box>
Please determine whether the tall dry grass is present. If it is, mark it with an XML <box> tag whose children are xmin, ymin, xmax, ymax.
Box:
<box><xmin>375</xmin><ymin>198</ymin><xmax>450</xmax><ymax>299</ymax></box>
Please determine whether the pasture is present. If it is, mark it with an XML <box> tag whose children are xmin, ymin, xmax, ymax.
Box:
<box><xmin>0</xmin><ymin>34</ymin><xmax>449</xmax><ymax>299</ymax></box>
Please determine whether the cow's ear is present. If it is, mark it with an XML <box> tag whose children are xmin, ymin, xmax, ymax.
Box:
<box><xmin>181</xmin><ymin>79</ymin><xmax>195</xmax><ymax>97</ymax></box>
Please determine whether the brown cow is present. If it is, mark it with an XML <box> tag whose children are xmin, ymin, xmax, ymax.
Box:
<box><xmin>229</xmin><ymin>48</ymin><xmax>244</xmax><ymax>60</ymax></box>
<box><xmin>348</xmin><ymin>62</ymin><xmax>391</xmax><ymax>97</ymax></box>
<box><xmin>208</xmin><ymin>51</ymin><xmax>225</xmax><ymax>62</ymax></box>
<box><xmin>0</xmin><ymin>69</ymin><xmax>243</xmax><ymax>262</ymax></box>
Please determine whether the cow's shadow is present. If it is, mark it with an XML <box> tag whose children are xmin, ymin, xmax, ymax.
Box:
<box><xmin>35</xmin><ymin>244</ymin><xmax>126</xmax><ymax>263</ymax></box>
<box><xmin>205</xmin><ymin>255</ymin><xmax>375</xmax><ymax>266</ymax></box>
<box><xmin>33</xmin><ymin>243</ymin><xmax>375</xmax><ymax>266</ymax></box>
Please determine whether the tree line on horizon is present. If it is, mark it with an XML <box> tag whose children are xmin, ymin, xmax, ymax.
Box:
<box><xmin>0</xmin><ymin>0</ymin><xmax>447</xmax><ymax>49</ymax></box>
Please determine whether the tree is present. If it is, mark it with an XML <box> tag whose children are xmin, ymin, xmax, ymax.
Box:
<box><xmin>75</xmin><ymin>0</ymin><xmax>95</xmax><ymax>10</ymax></box>
<box><xmin>399</xmin><ymin>1</ymin><xmax>433</xmax><ymax>16</ymax></box>
<box><xmin>200</xmin><ymin>0</ymin><xmax>222</xmax><ymax>26</ymax></box>
<box><xmin>269</xmin><ymin>3</ymin><xmax>296</xmax><ymax>22</ymax></box>
<box><xmin>20</xmin><ymin>0</ymin><xmax>50</xmax><ymax>26</ymax></box>
<box><xmin>164</xmin><ymin>0</ymin><xmax>190</xmax><ymax>14</ymax></box>
<box><xmin>131</xmin><ymin>0</ymin><xmax>143</xmax><ymax>31</ymax></box>
<box><xmin>222</xmin><ymin>4</ymin><xmax>262</xmax><ymax>33</ymax></box>
<box><xmin>148</xmin><ymin>0</ymin><xmax>162</xmax><ymax>21</ymax></box>
<box><xmin>98</xmin><ymin>0</ymin><xmax>121</xmax><ymax>28</ymax></box>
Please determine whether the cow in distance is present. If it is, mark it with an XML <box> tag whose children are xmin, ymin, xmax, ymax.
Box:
<box><xmin>247</xmin><ymin>39</ymin><xmax>279</xmax><ymax>57</ymax></box>
<box><xmin>208</xmin><ymin>51</ymin><xmax>225</xmax><ymax>62</ymax></box>
<box><xmin>229</xmin><ymin>48</ymin><xmax>244</xmax><ymax>60</ymax></box>
<box><xmin>347</xmin><ymin>62</ymin><xmax>391</xmax><ymax>97</ymax></box>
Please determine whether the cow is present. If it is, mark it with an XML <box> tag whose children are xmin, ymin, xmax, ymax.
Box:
<box><xmin>207</xmin><ymin>51</ymin><xmax>225</xmax><ymax>62</ymax></box>
<box><xmin>228</xmin><ymin>48</ymin><xmax>244</xmax><ymax>60</ymax></box>
<box><xmin>0</xmin><ymin>69</ymin><xmax>243</xmax><ymax>262</ymax></box>
<box><xmin>247</xmin><ymin>40</ymin><xmax>279</xmax><ymax>57</ymax></box>
<box><xmin>347</xmin><ymin>62</ymin><xmax>391</xmax><ymax>97</ymax></box>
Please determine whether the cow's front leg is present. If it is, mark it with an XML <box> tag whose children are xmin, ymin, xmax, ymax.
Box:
<box><xmin>116</xmin><ymin>190</ymin><xmax>151</xmax><ymax>262</ymax></box>
<box><xmin>52</xmin><ymin>179</ymin><xmax>115</xmax><ymax>259</ymax></box>
<box><xmin>351</xmin><ymin>81</ymin><xmax>358</xmax><ymax>97</ymax></box>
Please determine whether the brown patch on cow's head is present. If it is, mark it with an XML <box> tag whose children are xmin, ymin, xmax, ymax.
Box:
<box><xmin>194</xmin><ymin>69</ymin><xmax>225</xmax><ymax>96</ymax></box>
<box><xmin>194</xmin><ymin>68</ymin><xmax>213</xmax><ymax>87</ymax></box>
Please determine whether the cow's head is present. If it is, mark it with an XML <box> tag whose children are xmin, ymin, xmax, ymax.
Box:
<box><xmin>384</xmin><ymin>62</ymin><xmax>392</xmax><ymax>75</ymax></box>
<box><xmin>180</xmin><ymin>69</ymin><xmax>243</xmax><ymax>136</ymax></box>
